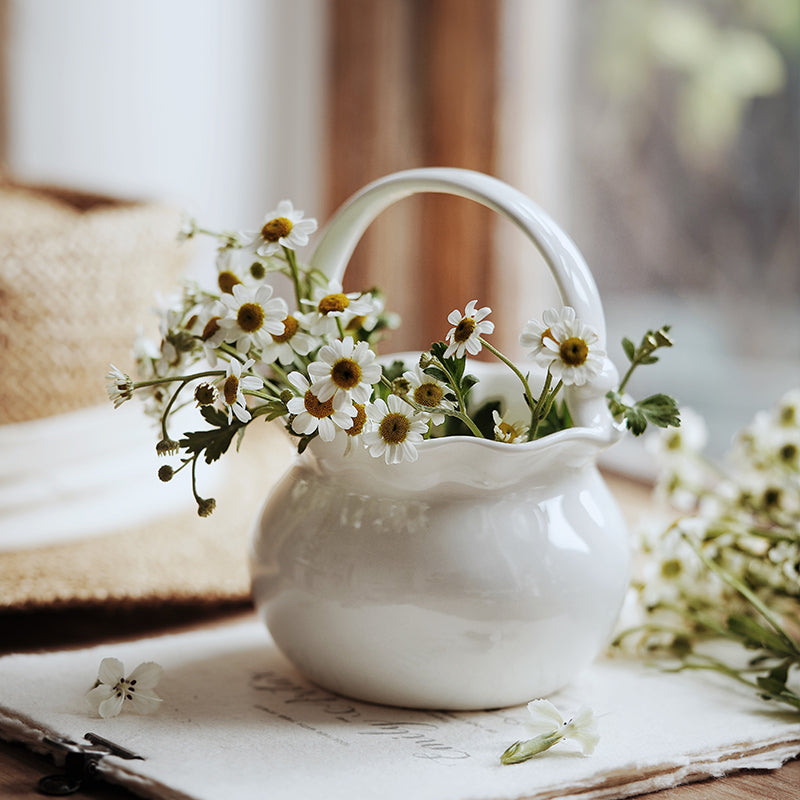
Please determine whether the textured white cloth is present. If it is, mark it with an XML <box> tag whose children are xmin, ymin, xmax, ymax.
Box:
<box><xmin>0</xmin><ymin>619</ymin><xmax>798</xmax><ymax>800</ymax></box>
<box><xmin>0</xmin><ymin>403</ymin><xmax>219</xmax><ymax>552</ymax></box>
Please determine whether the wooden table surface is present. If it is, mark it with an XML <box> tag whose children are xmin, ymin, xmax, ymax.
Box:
<box><xmin>2</xmin><ymin>473</ymin><xmax>798</xmax><ymax>799</ymax></box>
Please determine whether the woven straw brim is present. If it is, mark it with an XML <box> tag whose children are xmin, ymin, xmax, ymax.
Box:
<box><xmin>0</xmin><ymin>181</ymin><xmax>192</xmax><ymax>424</ymax></box>
<box><xmin>0</xmin><ymin>422</ymin><xmax>295</xmax><ymax>613</ymax></box>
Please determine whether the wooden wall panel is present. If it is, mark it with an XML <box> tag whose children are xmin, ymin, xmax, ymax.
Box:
<box><xmin>326</xmin><ymin>0</ymin><xmax>500</xmax><ymax>353</ymax></box>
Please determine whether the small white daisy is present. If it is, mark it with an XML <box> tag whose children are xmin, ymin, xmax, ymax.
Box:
<box><xmin>220</xmin><ymin>358</ymin><xmax>263</xmax><ymax>423</ymax></box>
<box><xmin>86</xmin><ymin>658</ymin><xmax>163</xmax><ymax>719</ymax></box>
<box><xmin>196</xmin><ymin>300</ymin><xmax>228</xmax><ymax>367</ymax></box>
<box><xmin>252</xmin><ymin>200</ymin><xmax>318</xmax><ymax>257</ymax></box>
<box><xmin>219</xmin><ymin>283</ymin><xmax>288</xmax><ymax>355</ymax></box>
<box><xmin>402</xmin><ymin>363</ymin><xmax>455</xmax><ymax>425</ymax></box>
<box><xmin>444</xmin><ymin>300</ymin><xmax>494</xmax><ymax>359</ymax></box>
<box><xmin>302</xmin><ymin>280</ymin><xmax>378</xmax><ymax>337</ymax></box>
<box><xmin>106</xmin><ymin>364</ymin><xmax>133</xmax><ymax>408</ymax></box>
<box><xmin>533</xmin><ymin>307</ymin><xmax>605</xmax><ymax>387</ymax></box>
<box><xmin>307</xmin><ymin>336</ymin><xmax>382</xmax><ymax>404</ymax></box>
<box><xmin>519</xmin><ymin>308</ymin><xmax>564</xmax><ymax>361</ymax></box>
<box><xmin>363</xmin><ymin>395</ymin><xmax>429</xmax><ymax>464</ymax></box>
<box><xmin>259</xmin><ymin>313</ymin><xmax>320</xmax><ymax>366</ymax></box>
<box><xmin>492</xmin><ymin>410</ymin><xmax>529</xmax><ymax>443</ymax></box>
<box><xmin>286</xmin><ymin>371</ymin><xmax>357</xmax><ymax>442</ymax></box>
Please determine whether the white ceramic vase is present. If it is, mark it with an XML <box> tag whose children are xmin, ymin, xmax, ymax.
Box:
<box><xmin>250</xmin><ymin>168</ymin><xmax>630</xmax><ymax>710</ymax></box>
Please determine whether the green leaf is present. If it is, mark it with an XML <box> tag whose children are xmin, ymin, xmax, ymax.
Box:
<box><xmin>180</xmin><ymin>421</ymin><xmax>241</xmax><ymax>464</ymax></box>
<box><xmin>622</xmin><ymin>337</ymin><xmax>636</xmax><ymax>361</ymax></box>
<box><xmin>637</xmin><ymin>394</ymin><xmax>681</xmax><ymax>429</ymax></box>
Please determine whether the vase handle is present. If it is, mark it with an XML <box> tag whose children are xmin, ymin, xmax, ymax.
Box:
<box><xmin>310</xmin><ymin>168</ymin><xmax>616</xmax><ymax>429</ymax></box>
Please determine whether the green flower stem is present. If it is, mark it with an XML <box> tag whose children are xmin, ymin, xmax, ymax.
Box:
<box><xmin>684</xmin><ymin>534</ymin><xmax>798</xmax><ymax>653</ymax></box>
<box><xmin>133</xmin><ymin>369</ymin><xmax>223</xmax><ymax>392</ymax></box>
<box><xmin>392</xmin><ymin>387</ymin><xmax>485</xmax><ymax>439</ymax></box>
<box><xmin>500</xmin><ymin>732</ymin><xmax>563</xmax><ymax>765</ymax></box>
<box><xmin>479</xmin><ymin>338</ymin><xmax>538</xmax><ymax>414</ymax></box>
<box><xmin>281</xmin><ymin>246</ymin><xmax>305</xmax><ymax>310</ymax></box>
<box><xmin>430</xmin><ymin>356</ymin><xmax>470</xmax><ymax>419</ymax></box>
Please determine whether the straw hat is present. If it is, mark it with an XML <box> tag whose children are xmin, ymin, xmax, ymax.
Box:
<box><xmin>0</xmin><ymin>182</ymin><xmax>291</xmax><ymax>613</ymax></box>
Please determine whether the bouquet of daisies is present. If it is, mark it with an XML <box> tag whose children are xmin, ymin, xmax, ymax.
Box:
<box><xmin>106</xmin><ymin>202</ymin><xmax>679</xmax><ymax>516</ymax></box>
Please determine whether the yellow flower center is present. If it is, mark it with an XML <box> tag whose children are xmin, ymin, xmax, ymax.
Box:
<box><xmin>318</xmin><ymin>293</ymin><xmax>350</xmax><ymax>315</ymax></box>
<box><xmin>218</xmin><ymin>270</ymin><xmax>242</xmax><ymax>294</ymax></box>
<box><xmin>541</xmin><ymin>327</ymin><xmax>557</xmax><ymax>346</ymax></box>
<box><xmin>303</xmin><ymin>389</ymin><xmax>334</xmax><ymax>419</ymax></box>
<box><xmin>453</xmin><ymin>317</ymin><xmax>476</xmax><ymax>343</ymax></box>
<box><xmin>379</xmin><ymin>412</ymin><xmax>410</xmax><ymax>444</ymax></box>
<box><xmin>223</xmin><ymin>375</ymin><xmax>239</xmax><ymax>406</ymax></box>
<box><xmin>261</xmin><ymin>216</ymin><xmax>293</xmax><ymax>242</ymax></box>
<box><xmin>559</xmin><ymin>337</ymin><xmax>589</xmax><ymax>366</ymax></box>
<box><xmin>271</xmin><ymin>315</ymin><xmax>299</xmax><ymax>344</ymax></box>
<box><xmin>201</xmin><ymin>316</ymin><xmax>221</xmax><ymax>341</ymax></box>
<box><xmin>346</xmin><ymin>315</ymin><xmax>366</xmax><ymax>331</ymax></box>
<box><xmin>331</xmin><ymin>358</ymin><xmax>362</xmax><ymax>389</ymax></box>
<box><xmin>237</xmin><ymin>302</ymin><xmax>265</xmax><ymax>333</ymax></box>
<box><xmin>345</xmin><ymin>403</ymin><xmax>367</xmax><ymax>436</ymax></box>
<box><xmin>414</xmin><ymin>382</ymin><xmax>443</xmax><ymax>407</ymax></box>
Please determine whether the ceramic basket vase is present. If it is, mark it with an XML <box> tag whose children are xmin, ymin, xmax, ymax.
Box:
<box><xmin>250</xmin><ymin>168</ymin><xmax>630</xmax><ymax>710</ymax></box>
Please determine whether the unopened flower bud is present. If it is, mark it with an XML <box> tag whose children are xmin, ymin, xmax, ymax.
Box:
<box><xmin>197</xmin><ymin>497</ymin><xmax>216</xmax><ymax>518</ymax></box>
<box><xmin>280</xmin><ymin>389</ymin><xmax>294</xmax><ymax>405</ymax></box>
<box><xmin>249</xmin><ymin>261</ymin><xmax>266</xmax><ymax>280</ymax></box>
<box><xmin>156</xmin><ymin>438</ymin><xmax>180</xmax><ymax>456</ymax></box>
<box><xmin>419</xmin><ymin>352</ymin><xmax>434</xmax><ymax>369</ymax></box>
<box><xmin>157</xmin><ymin>465</ymin><xmax>174</xmax><ymax>482</ymax></box>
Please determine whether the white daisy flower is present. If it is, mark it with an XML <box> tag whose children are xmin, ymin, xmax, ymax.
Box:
<box><xmin>251</xmin><ymin>200</ymin><xmax>318</xmax><ymax>257</ymax></box>
<box><xmin>444</xmin><ymin>300</ymin><xmax>494</xmax><ymax>359</ymax></box>
<box><xmin>363</xmin><ymin>395</ymin><xmax>429</xmax><ymax>464</ymax></box>
<box><xmin>219</xmin><ymin>283</ymin><xmax>288</xmax><ymax>355</ymax></box>
<box><xmin>215</xmin><ymin>247</ymin><xmax>247</xmax><ymax>295</ymax></box>
<box><xmin>86</xmin><ymin>658</ymin><xmax>163</xmax><ymax>719</ymax></box>
<box><xmin>106</xmin><ymin>364</ymin><xmax>133</xmax><ymax>408</ymax></box>
<box><xmin>259</xmin><ymin>313</ymin><xmax>320</xmax><ymax>366</ymax></box>
<box><xmin>343</xmin><ymin>291</ymin><xmax>388</xmax><ymax>335</ymax></box>
<box><xmin>519</xmin><ymin>308</ymin><xmax>564</xmax><ymax>361</ymax></box>
<box><xmin>286</xmin><ymin>371</ymin><xmax>357</xmax><ymax>442</ymax></box>
<box><xmin>220</xmin><ymin>358</ymin><xmax>263</xmax><ymax>423</ymax></box>
<box><xmin>307</xmin><ymin>336</ymin><xmax>382</xmax><ymax>404</ymax></box>
<box><xmin>533</xmin><ymin>307</ymin><xmax>605</xmax><ymax>387</ymax></box>
<box><xmin>196</xmin><ymin>300</ymin><xmax>228</xmax><ymax>367</ymax></box>
<box><xmin>402</xmin><ymin>363</ymin><xmax>454</xmax><ymax>425</ymax></box>
<box><xmin>492</xmin><ymin>410</ymin><xmax>529</xmax><ymax>443</ymax></box>
<box><xmin>302</xmin><ymin>281</ymin><xmax>378</xmax><ymax>337</ymax></box>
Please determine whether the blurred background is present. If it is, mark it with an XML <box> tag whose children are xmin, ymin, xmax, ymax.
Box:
<box><xmin>0</xmin><ymin>0</ymin><xmax>798</xmax><ymax>457</ymax></box>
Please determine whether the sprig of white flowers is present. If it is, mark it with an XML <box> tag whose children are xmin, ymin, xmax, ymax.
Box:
<box><xmin>615</xmin><ymin>390</ymin><xmax>800</xmax><ymax>712</ymax></box>
<box><xmin>105</xmin><ymin>201</ymin><xmax>679</xmax><ymax>516</ymax></box>
<box><xmin>501</xmin><ymin>699</ymin><xmax>599</xmax><ymax>764</ymax></box>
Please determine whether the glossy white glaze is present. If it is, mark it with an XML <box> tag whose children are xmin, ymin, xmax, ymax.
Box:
<box><xmin>250</xmin><ymin>169</ymin><xmax>630</xmax><ymax>709</ymax></box>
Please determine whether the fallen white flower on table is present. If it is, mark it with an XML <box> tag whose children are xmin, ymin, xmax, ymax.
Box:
<box><xmin>86</xmin><ymin>658</ymin><xmax>163</xmax><ymax>719</ymax></box>
<box><xmin>500</xmin><ymin>699</ymin><xmax>599</xmax><ymax>764</ymax></box>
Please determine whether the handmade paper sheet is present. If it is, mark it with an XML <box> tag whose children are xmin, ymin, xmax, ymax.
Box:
<box><xmin>1</xmin><ymin>619</ymin><xmax>798</xmax><ymax>800</ymax></box>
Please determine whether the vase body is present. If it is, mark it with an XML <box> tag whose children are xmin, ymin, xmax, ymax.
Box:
<box><xmin>250</xmin><ymin>423</ymin><xmax>629</xmax><ymax>710</ymax></box>
<box><xmin>251</xmin><ymin>167</ymin><xmax>633</xmax><ymax>709</ymax></box>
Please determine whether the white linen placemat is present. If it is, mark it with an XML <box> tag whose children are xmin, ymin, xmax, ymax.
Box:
<box><xmin>1</xmin><ymin>619</ymin><xmax>798</xmax><ymax>800</ymax></box>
